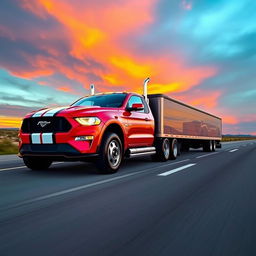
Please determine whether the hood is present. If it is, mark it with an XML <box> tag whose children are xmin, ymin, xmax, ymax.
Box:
<box><xmin>26</xmin><ymin>105</ymin><xmax>119</xmax><ymax>118</ymax></box>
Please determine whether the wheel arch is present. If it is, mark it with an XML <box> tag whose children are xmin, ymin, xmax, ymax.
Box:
<box><xmin>99</xmin><ymin>122</ymin><xmax>126</xmax><ymax>153</ymax></box>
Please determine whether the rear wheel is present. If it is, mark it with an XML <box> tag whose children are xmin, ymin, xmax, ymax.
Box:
<box><xmin>23</xmin><ymin>157</ymin><xmax>52</xmax><ymax>170</ymax></box>
<box><xmin>203</xmin><ymin>140</ymin><xmax>212</xmax><ymax>152</ymax></box>
<box><xmin>211</xmin><ymin>140</ymin><xmax>216</xmax><ymax>152</ymax></box>
<box><xmin>153</xmin><ymin>138</ymin><xmax>170</xmax><ymax>162</ymax></box>
<box><xmin>169</xmin><ymin>139</ymin><xmax>178</xmax><ymax>160</ymax></box>
<box><xmin>96</xmin><ymin>132</ymin><xmax>123</xmax><ymax>174</ymax></box>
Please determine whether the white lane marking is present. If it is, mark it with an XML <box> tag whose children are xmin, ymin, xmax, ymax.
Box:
<box><xmin>229</xmin><ymin>149</ymin><xmax>238</xmax><ymax>152</ymax></box>
<box><xmin>158</xmin><ymin>163</ymin><xmax>196</xmax><ymax>177</ymax></box>
<box><xmin>0</xmin><ymin>159</ymin><xmax>189</xmax><ymax>173</ymax></box>
<box><xmin>0</xmin><ymin>162</ymin><xmax>64</xmax><ymax>172</ymax></box>
<box><xmin>2</xmin><ymin>159</ymin><xmax>192</xmax><ymax>209</ymax></box>
<box><xmin>0</xmin><ymin>166</ymin><xmax>27</xmax><ymax>172</ymax></box>
<box><xmin>196</xmin><ymin>152</ymin><xmax>219</xmax><ymax>159</ymax></box>
<box><xmin>14</xmin><ymin>172</ymin><xmax>146</xmax><ymax>205</ymax></box>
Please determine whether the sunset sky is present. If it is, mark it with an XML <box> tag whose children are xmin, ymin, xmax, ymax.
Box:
<box><xmin>0</xmin><ymin>0</ymin><xmax>255</xmax><ymax>134</ymax></box>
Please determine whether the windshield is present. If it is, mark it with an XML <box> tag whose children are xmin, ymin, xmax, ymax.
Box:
<box><xmin>72</xmin><ymin>93</ymin><xmax>127</xmax><ymax>108</ymax></box>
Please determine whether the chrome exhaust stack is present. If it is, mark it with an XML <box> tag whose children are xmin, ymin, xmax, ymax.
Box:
<box><xmin>90</xmin><ymin>84</ymin><xmax>95</xmax><ymax>95</ymax></box>
<box><xmin>143</xmin><ymin>77</ymin><xmax>150</xmax><ymax>103</ymax></box>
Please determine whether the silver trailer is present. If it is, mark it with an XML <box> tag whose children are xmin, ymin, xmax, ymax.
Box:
<box><xmin>148</xmin><ymin>94</ymin><xmax>222</xmax><ymax>152</ymax></box>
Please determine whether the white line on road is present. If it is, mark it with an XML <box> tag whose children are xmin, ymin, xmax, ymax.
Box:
<box><xmin>2</xmin><ymin>159</ymin><xmax>191</xmax><ymax>209</ymax></box>
<box><xmin>0</xmin><ymin>166</ymin><xmax>27</xmax><ymax>172</ymax></box>
<box><xmin>158</xmin><ymin>163</ymin><xmax>196</xmax><ymax>177</ymax></box>
<box><xmin>15</xmin><ymin>172</ymin><xmax>145</xmax><ymax>206</ymax></box>
<box><xmin>229</xmin><ymin>149</ymin><xmax>238</xmax><ymax>153</ymax></box>
<box><xmin>196</xmin><ymin>152</ymin><xmax>219</xmax><ymax>159</ymax></box>
<box><xmin>0</xmin><ymin>162</ymin><xmax>64</xmax><ymax>172</ymax></box>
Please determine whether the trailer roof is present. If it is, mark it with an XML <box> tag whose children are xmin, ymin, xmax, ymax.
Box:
<box><xmin>148</xmin><ymin>94</ymin><xmax>221</xmax><ymax>120</ymax></box>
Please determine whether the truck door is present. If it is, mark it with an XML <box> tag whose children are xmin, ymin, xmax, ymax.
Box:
<box><xmin>123</xmin><ymin>95</ymin><xmax>154</xmax><ymax>147</ymax></box>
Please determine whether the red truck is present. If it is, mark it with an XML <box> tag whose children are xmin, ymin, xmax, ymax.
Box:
<box><xmin>18</xmin><ymin>78</ymin><xmax>222</xmax><ymax>173</ymax></box>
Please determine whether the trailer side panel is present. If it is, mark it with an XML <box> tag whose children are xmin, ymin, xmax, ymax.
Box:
<box><xmin>149</xmin><ymin>94</ymin><xmax>222</xmax><ymax>140</ymax></box>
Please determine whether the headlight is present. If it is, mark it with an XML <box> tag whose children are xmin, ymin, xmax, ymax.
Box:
<box><xmin>75</xmin><ymin>117</ymin><xmax>101</xmax><ymax>126</ymax></box>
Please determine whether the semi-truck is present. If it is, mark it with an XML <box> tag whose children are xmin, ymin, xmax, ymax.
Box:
<box><xmin>18</xmin><ymin>78</ymin><xmax>222</xmax><ymax>173</ymax></box>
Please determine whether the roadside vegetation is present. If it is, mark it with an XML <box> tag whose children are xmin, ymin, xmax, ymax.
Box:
<box><xmin>0</xmin><ymin>129</ymin><xmax>19</xmax><ymax>155</ymax></box>
<box><xmin>221</xmin><ymin>135</ymin><xmax>256</xmax><ymax>142</ymax></box>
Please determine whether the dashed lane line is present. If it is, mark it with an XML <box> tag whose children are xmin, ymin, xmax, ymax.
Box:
<box><xmin>158</xmin><ymin>163</ymin><xmax>196</xmax><ymax>177</ymax></box>
<box><xmin>196</xmin><ymin>152</ymin><xmax>219</xmax><ymax>159</ymax></box>
<box><xmin>1</xmin><ymin>159</ymin><xmax>191</xmax><ymax>209</ymax></box>
<box><xmin>229</xmin><ymin>149</ymin><xmax>239</xmax><ymax>153</ymax></box>
<box><xmin>0</xmin><ymin>162</ymin><xmax>64</xmax><ymax>172</ymax></box>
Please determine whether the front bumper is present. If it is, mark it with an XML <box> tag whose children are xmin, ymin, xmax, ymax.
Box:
<box><xmin>19</xmin><ymin>115</ymin><xmax>105</xmax><ymax>156</ymax></box>
<box><xmin>19</xmin><ymin>144</ymin><xmax>98</xmax><ymax>160</ymax></box>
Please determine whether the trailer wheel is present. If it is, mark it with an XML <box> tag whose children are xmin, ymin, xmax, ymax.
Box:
<box><xmin>96</xmin><ymin>132</ymin><xmax>123</xmax><ymax>174</ymax></box>
<box><xmin>211</xmin><ymin>140</ymin><xmax>216</xmax><ymax>152</ymax></box>
<box><xmin>153</xmin><ymin>138</ymin><xmax>170</xmax><ymax>162</ymax></box>
<box><xmin>203</xmin><ymin>140</ymin><xmax>211</xmax><ymax>152</ymax></box>
<box><xmin>169</xmin><ymin>139</ymin><xmax>178</xmax><ymax>160</ymax></box>
<box><xmin>23</xmin><ymin>157</ymin><xmax>52</xmax><ymax>170</ymax></box>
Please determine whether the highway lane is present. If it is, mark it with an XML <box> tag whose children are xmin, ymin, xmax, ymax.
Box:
<box><xmin>0</xmin><ymin>140</ymin><xmax>256</xmax><ymax>255</ymax></box>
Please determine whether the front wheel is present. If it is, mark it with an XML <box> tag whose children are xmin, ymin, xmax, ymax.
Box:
<box><xmin>96</xmin><ymin>132</ymin><xmax>123</xmax><ymax>174</ymax></box>
<box><xmin>23</xmin><ymin>157</ymin><xmax>52</xmax><ymax>170</ymax></box>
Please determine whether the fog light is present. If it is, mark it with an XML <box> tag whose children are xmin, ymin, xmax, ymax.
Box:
<box><xmin>75</xmin><ymin>136</ymin><xmax>94</xmax><ymax>141</ymax></box>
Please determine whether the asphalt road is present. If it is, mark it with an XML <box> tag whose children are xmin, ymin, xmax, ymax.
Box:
<box><xmin>0</xmin><ymin>140</ymin><xmax>256</xmax><ymax>256</ymax></box>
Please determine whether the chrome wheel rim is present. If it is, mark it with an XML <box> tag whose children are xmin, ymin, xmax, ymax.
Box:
<box><xmin>163</xmin><ymin>139</ymin><xmax>170</xmax><ymax>159</ymax></box>
<box><xmin>173</xmin><ymin>142</ymin><xmax>178</xmax><ymax>157</ymax></box>
<box><xmin>108</xmin><ymin>140</ymin><xmax>121</xmax><ymax>168</ymax></box>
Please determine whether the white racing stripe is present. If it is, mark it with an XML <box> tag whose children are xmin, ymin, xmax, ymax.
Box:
<box><xmin>43</xmin><ymin>107</ymin><xmax>66</xmax><ymax>117</ymax></box>
<box><xmin>32</xmin><ymin>109</ymin><xmax>50</xmax><ymax>117</ymax></box>
<box><xmin>158</xmin><ymin>163</ymin><xmax>196</xmax><ymax>177</ymax></box>
<box><xmin>229</xmin><ymin>149</ymin><xmax>238</xmax><ymax>153</ymax></box>
<box><xmin>42</xmin><ymin>133</ymin><xmax>53</xmax><ymax>144</ymax></box>
<box><xmin>31</xmin><ymin>133</ymin><xmax>41</xmax><ymax>144</ymax></box>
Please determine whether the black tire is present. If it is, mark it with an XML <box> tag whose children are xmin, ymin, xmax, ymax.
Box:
<box><xmin>23</xmin><ymin>157</ymin><xmax>52</xmax><ymax>170</ymax></box>
<box><xmin>96</xmin><ymin>132</ymin><xmax>123</xmax><ymax>174</ymax></box>
<box><xmin>203</xmin><ymin>140</ymin><xmax>211</xmax><ymax>152</ymax></box>
<box><xmin>169</xmin><ymin>139</ymin><xmax>178</xmax><ymax>160</ymax></box>
<box><xmin>153</xmin><ymin>138</ymin><xmax>170</xmax><ymax>162</ymax></box>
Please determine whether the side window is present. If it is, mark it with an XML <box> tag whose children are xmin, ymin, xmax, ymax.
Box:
<box><xmin>127</xmin><ymin>96</ymin><xmax>147</xmax><ymax>113</ymax></box>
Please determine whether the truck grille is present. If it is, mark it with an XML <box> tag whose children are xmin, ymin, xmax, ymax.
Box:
<box><xmin>21</xmin><ymin>117</ymin><xmax>72</xmax><ymax>133</ymax></box>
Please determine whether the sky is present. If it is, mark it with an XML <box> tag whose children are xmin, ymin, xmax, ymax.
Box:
<box><xmin>0</xmin><ymin>0</ymin><xmax>255</xmax><ymax>134</ymax></box>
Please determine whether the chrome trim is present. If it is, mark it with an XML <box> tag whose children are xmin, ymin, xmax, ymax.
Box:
<box><xmin>129</xmin><ymin>151</ymin><xmax>156</xmax><ymax>157</ymax></box>
<box><xmin>155</xmin><ymin>133</ymin><xmax>221</xmax><ymax>140</ymax></box>
<box><xmin>129</xmin><ymin>147</ymin><xmax>156</xmax><ymax>154</ymax></box>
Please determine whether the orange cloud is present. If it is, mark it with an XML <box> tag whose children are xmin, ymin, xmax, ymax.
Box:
<box><xmin>222</xmin><ymin>115</ymin><xmax>239</xmax><ymax>125</ymax></box>
<box><xmin>57</xmin><ymin>86</ymin><xmax>73</xmax><ymax>93</ymax></box>
<box><xmin>0</xmin><ymin>116</ymin><xmax>22</xmax><ymax>128</ymax></box>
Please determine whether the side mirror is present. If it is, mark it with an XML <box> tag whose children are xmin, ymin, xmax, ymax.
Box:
<box><xmin>127</xmin><ymin>103</ymin><xmax>144</xmax><ymax>111</ymax></box>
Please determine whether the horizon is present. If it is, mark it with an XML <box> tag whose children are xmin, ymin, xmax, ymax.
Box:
<box><xmin>0</xmin><ymin>0</ymin><xmax>255</xmax><ymax>135</ymax></box>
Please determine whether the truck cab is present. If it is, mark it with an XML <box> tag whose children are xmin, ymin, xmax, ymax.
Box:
<box><xmin>19</xmin><ymin>91</ymin><xmax>156</xmax><ymax>173</ymax></box>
